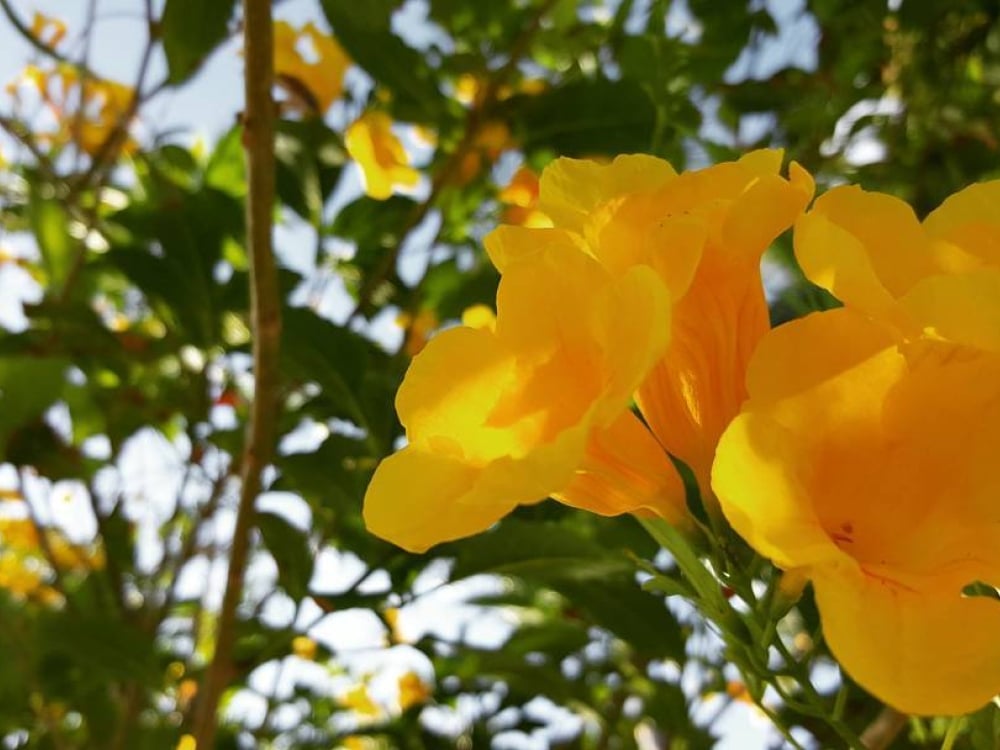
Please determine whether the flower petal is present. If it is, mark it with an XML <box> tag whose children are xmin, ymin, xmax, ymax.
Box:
<box><xmin>813</xmin><ymin>561</ymin><xmax>1000</xmax><ymax>715</ymax></box>
<box><xmin>901</xmin><ymin>269</ymin><xmax>1000</xmax><ymax>352</ymax></box>
<box><xmin>712</xmin><ymin>411</ymin><xmax>841</xmax><ymax>570</ymax></box>
<box><xmin>798</xmin><ymin>185</ymin><xmax>934</xmax><ymax>299</ymax></box>
<box><xmin>923</xmin><ymin>180</ymin><xmax>1000</xmax><ymax>270</ymax></box>
<box><xmin>538</xmin><ymin>154</ymin><xmax>677</xmax><ymax>231</ymax></box>
<box><xmin>554</xmin><ymin>409</ymin><xmax>687</xmax><ymax>524</ymax></box>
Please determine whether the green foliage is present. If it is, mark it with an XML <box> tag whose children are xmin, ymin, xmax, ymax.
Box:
<box><xmin>161</xmin><ymin>0</ymin><xmax>239</xmax><ymax>83</ymax></box>
<box><xmin>2</xmin><ymin>0</ymin><xmax>999</xmax><ymax>749</ymax></box>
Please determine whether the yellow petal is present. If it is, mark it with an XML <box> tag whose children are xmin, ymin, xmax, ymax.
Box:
<box><xmin>813</xmin><ymin>561</ymin><xmax>1000</xmax><ymax>715</ymax></box>
<box><xmin>554</xmin><ymin>409</ymin><xmax>687</xmax><ymax>524</ymax></box>
<box><xmin>795</xmin><ymin>185</ymin><xmax>947</xmax><ymax>322</ymax></box>
<box><xmin>363</xmin><ymin>447</ymin><xmax>521</xmax><ymax>553</ymax></box>
<box><xmin>583</xmin><ymin>192</ymin><xmax>706</xmax><ymax>299</ymax></box>
<box><xmin>744</xmin><ymin>307</ymin><xmax>897</xmax><ymax>405</ymax></box>
<box><xmin>273</xmin><ymin>20</ymin><xmax>350</xmax><ymax>113</ymax></box>
<box><xmin>901</xmin><ymin>270</ymin><xmax>1000</xmax><ymax>352</ymax></box>
<box><xmin>794</xmin><ymin>209</ymin><xmax>897</xmax><ymax>321</ymax></box>
<box><xmin>712</xmin><ymin>411</ymin><xmax>843</xmax><ymax>570</ymax></box>
<box><xmin>345</xmin><ymin>112</ymin><xmax>420</xmax><ymax>200</ymax></box>
<box><xmin>484</xmin><ymin>226</ymin><xmax>589</xmax><ymax>274</ymax></box>
<box><xmin>460</xmin><ymin>304</ymin><xmax>495</xmax><ymax>331</ymax></box>
<box><xmin>631</xmin><ymin>152</ymin><xmax>811</xmax><ymax>493</ymax></box>
<box><xmin>538</xmin><ymin>154</ymin><xmax>677</xmax><ymax>231</ymax></box>
<box><xmin>635</xmin><ymin>252</ymin><xmax>769</xmax><ymax>494</ymax></box>
<box><xmin>923</xmin><ymin>180</ymin><xmax>1000</xmax><ymax>270</ymax></box>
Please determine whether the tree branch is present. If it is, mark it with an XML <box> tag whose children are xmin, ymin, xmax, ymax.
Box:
<box><xmin>191</xmin><ymin>0</ymin><xmax>281</xmax><ymax>745</ymax></box>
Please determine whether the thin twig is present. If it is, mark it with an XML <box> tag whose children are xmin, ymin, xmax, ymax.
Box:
<box><xmin>191</xmin><ymin>0</ymin><xmax>281</xmax><ymax>745</ymax></box>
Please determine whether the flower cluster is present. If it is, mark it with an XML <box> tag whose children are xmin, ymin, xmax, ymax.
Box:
<box><xmin>362</xmin><ymin>150</ymin><xmax>1000</xmax><ymax>716</ymax></box>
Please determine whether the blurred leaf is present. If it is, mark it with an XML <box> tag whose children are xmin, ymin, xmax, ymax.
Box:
<box><xmin>321</xmin><ymin>0</ymin><xmax>445</xmax><ymax>122</ymax></box>
<box><xmin>257</xmin><ymin>510</ymin><xmax>314</xmax><ymax>600</ymax></box>
<box><xmin>0</xmin><ymin>357</ymin><xmax>67</xmax><ymax>442</ymax></box>
<box><xmin>506</xmin><ymin>77</ymin><xmax>657</xmax><ymax>155</ymax></box>
<box><xmin>40</xmin><ymin>612</ymin><xmax>158</xmax><ymax>684</ymax></box>
<box><xmin>160</xmin><ymin>0</ymin><xmax>238</xmax><ymax>83</ymax></box>
<box><xmin>28</xmin><ymin>195</ymin><xmax>74</xmax><ymax>296</ymax></box>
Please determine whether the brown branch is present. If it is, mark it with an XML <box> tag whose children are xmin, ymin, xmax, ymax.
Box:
<box><xmin>860</xmin><ymin>706</ymin><xmax>907</xmax><ymax>750</ymax></box>
<box><xmin>191</xmin><ymin>0</ymin><xmax>280</xmax><ymax>745</ymax></box>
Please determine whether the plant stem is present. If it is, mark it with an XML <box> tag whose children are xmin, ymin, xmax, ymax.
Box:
<box><xmin>191</xmin><ymin>0</ymin><xmax>280</xmax><ymax>745</ymax></box>
<box><xmin>860</xmin><ymin>706</ymin><xmax>907</xmax><ymax>750</ymax></box>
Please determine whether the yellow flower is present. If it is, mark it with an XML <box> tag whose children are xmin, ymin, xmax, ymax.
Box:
<box><xmin>31</xmin><ymin>12</ymin><xmax>67</xmax><ymax>49</ymax></box>
<box><xmin>398</xmin><ymin>671</ymin><xmax>432</xmax><ymax>710</ymax></box>
<box><xmin>455</xmin><ymin>121</ymin><xmax>515</xmax><ymax>185</ymax></box>
<box><xmin>460</xmin><ymin>305</ymin><xmax>496</xmax><ymax>332</ymax></box>
<box><xmin>15</xmin><ymin>63</ymin><xmax>135</xmax><ymax>155</ymax></box>
<box><xmin>713</xmin><ymin>181</ymin><xmax>1000</xmax><ymax>715</ymax></box>
<box><xmin>341</xmin><ymin>684</ymin><xmax>381</xmax><ymax>718</ymax></box>
<box><xmin>364</xmin><ymin>151</ymin><xmax>812</xmax><ymax>552</ymax></box>
<box><xmin>273</xmin><ymin>20</ymin><xmax>350</xmax><ymax>115</ymax></box>
<box><xmin>291</xmin><ymin>635</ymin><xmax>318</xmax><ymax>660</ymax></box>
<box><xmin>345</xmin><ymin>112</ymin><xmax>420</xmax><ymax>201</ymax></box>
<box><xmin>498</xmin><ymin>166</ymin><xmax>552</xmax><ymax>229</ymax></box>
<box><xmin>395</xmin><ymin>309</ymin><xmax>438</xmax><ymax>357</ymax></box>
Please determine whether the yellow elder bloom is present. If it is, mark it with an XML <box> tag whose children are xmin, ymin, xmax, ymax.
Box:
<box><xmin>273</xmin><ymin>20</ymin><xmax>350</xmax><ymax>115</ymax></box>
<box><xmin>341</xmin><ymin>683</ymin><xmax>381</xmax><ymax>717</ymax></box>
<box><xmin>31</xmin><ymin>12</ymin><xmax>67</xmax><ymax>49</ymax></box>
<box><xmin>345</xmin><ymin>111</ymin><xmax>420</xmax><ymax>200</ymax></box>
<box><xmin>498</xmin><ymin>166</ymin><xmax>552</xmax><ymax>229</ymax></box>
<box><xmin>397</xmin><ymin>671</ymin><xmax>432</xmax><ymax>710</ymax></box>
<box><xmin>713</xmin><ymin>181</ymin><xmax>1000</xmax><ymax>715</ymax></box>
<box><xmin>364</xmin><ymin>150</ymin><xmax>812</xmax><ymax>552</ymax></box>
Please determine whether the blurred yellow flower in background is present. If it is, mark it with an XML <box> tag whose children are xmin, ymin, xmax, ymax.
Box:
<box><xmin>498</xmin><ymin>166</ymin><xmax>551</xmax><ymax>228</ymax></box>
<box><xmin>364</xmin><ymin>150</ymin><xmax>812</xmax><ymax>552</ymax></box>
<box><xmin>397</xmin><ymin>671</ymin><xmax>432</xmax><ymax>711</ymax></box>
<box><xmin>395</xmin><ymin>308</ymin><xmax>439</xmax><ymax>357</ymax></box>
<box><xmin>713</xmin><ymin>180</ymin><xmax>1000</xmax><ymax>715</ymax></box>
<box><xmin>11</xmin><ymin>62</ymin><xmax>135</xmax><ymax>155</ymax></box>
<box><xmin>345</xmin><ymin>111</ymin><xmax>420</xmax><ymax>200</ymax></box>
<box><xmin>273</xmin><ymin>20</ymin><xmax>350</xmax><ymax>115</ymax></box>
<box><xmin>30</xmin><ymin>12</ymin><xmax>67</xmax><ymax>48</ymax></box>
<box><xmin>341</xmin><ymin>683</ymin><xmax>381</xmax><ymax>718</ymax></box>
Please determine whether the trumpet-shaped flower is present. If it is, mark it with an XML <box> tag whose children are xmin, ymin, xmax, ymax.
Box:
<box><xmin>273</xmin><ymin>20</ymin><xmax>350</xmax><ymax>115</ymax></box>
<box><xmin>364</xmin><ymin>151</ymin><xmax>812</xmax><ymax>552</ymax></box>
<box><xmin>345</xmin><ymin>111</ymin><xmax>420</xmax><ymax>200</ymax></box>
<box><xmin>713</xmin><ymin>181</ymin><xmax>1000</xmax><ymax>715</ymax></box>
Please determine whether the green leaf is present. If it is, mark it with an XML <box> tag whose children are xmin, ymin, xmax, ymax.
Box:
<box><xmin>0</xmin><ymin>357</ymin><xmax>67</xmax><ymax>443</ymax></box>
<box><xmin>204</xmin><ymin>125</ymin><xmax>247</xmax><ymax>197</ymax></box>
<box><xmin>160</xmin><ymin>0</ymin><xmax>238</xmax><ymax>83</ymax></box>
<box><xmin>505</xmin><ymin>77</ymin><xmax>657</xmax><ymax>156</ymax></box>
<box><xmin>28</xmin><ymin>195</ymin><xmax>74</xmax><ymax>295</ymax></box>
<box><xmin>40</xmin><ymin>611</ymin><xmax>159</xmax><ymax>684</ymax></box>
<box><xmin>321</xmin><ymin>0</ymin><xmax>445</xmax><ymax>122</ymax></box>
<box><xmin>969</xmin><ymin>704</ymin><xmax>1000</xmax><ymax>750</ymax></box>
<box><xmin>274</xmin><ymin>119</ymin><xmax>346</xmax><ymax>222</ymax></box>
<box><xmin>257</xmin><ymin>510</ymin><xmax>315</xmax><ymax>600</ymax></box>
<box><xmin>448</xmin><ymin>520</ymin><xmax>631</xmax><ymax>582</ymax></box>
